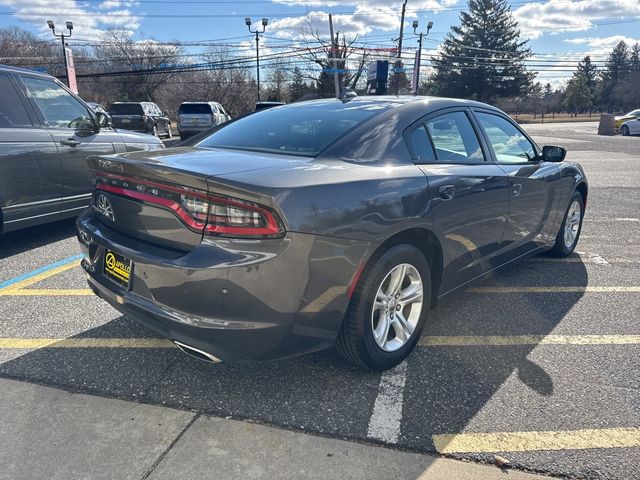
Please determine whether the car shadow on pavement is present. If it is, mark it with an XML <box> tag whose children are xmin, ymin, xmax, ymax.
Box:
<box><xmin>0</xmin><ymin>218</ymin><xmax>77</xmax><ymax>260</ymax></box>
<box><xmin>0</xmin><ymin>255</ymin><xmax>588</xmax><ymax>458</ymax></box>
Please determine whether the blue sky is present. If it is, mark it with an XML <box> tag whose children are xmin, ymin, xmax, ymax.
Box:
<box><xmin>1</xmin><ymin>0</ymin><xmax>639</xmax><ymax>87</ymax></box>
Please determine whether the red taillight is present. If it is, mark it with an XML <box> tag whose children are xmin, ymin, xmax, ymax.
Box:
<box><xmin>95</xmin><ymin>174</ymin><xmax>284</xmax><ymax>239</ymax></box>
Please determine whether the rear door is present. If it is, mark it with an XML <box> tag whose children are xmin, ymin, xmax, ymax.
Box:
<box><xmin>19</xmin><ymin>75</ymin><xmax>121</xmax><ymax>215</ymax></box>
<box><xmin>409</xmin><ymin>108</ymin><xmax>510</xmax><ymax>293</ymax></box>
<box><xmin>0</xmin><ymin>73</ymin><xmax>63</xmax><ymax>231</ymax></box>
<box><xmin>472</xmin><ymin>110</ymin><xmax>562</xmax><ymax>257</ymax></box>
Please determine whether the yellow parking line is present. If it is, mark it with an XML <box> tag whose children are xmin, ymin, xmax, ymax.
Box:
<box><xmin>0</xmin><ymin>289</ymin><xmax>93</xmax><ymax>296</ymax></box>
<box><xmin>419</xmin><ymin>335</ymin><xmax>640</xmax><ymax>347</ymax></box>
<box><xmin>468</xmin><ymin>286</ymin><xmax>640</xmax><ymax>293</ymax></box>
<box><xmin>0</xmin><ymin>262</ymin><xmax>81</xmax><ymax>292</ymax></box>
<box><xmin>0</xmin><ymin>338</ymin><xmax>174</xmax><ymax>349</ymax></box>
<box><xmin>433</xmin><ymin>427</ymin><xmax>640</xmax><ymax>453</ymax></box>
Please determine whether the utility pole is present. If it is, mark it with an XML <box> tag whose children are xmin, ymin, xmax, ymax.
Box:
<box><xmin>47</xmin><ymin>20</ymin><xmax>73</xmax><ymax>87</ymax></box>
<box><xmin>245</xmin><ymin>17</ymin><xmax>268</xmax><ymax>103</ymax></box>
<box><xmin>412</xmin><ymin>20</ymin><xmax>433</xmax><ymax>95</ymax></box>
<box><xmin>329</xmin><ymin>14</ymin><xmax>340</xmax><ymax>99</ymax></box>
<box><xmin>394</xmin><ymin>0</ymin><xmax>408</xmax><ymax>95</ymax></box>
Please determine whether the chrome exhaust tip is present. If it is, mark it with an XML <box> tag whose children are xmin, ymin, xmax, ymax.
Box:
<box><xmin>173</xmin><ymin>340</ymin><xmax>222</xmax><ymax>364</ymax></box>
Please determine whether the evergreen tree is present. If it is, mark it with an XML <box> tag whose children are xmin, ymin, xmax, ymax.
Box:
<box><xmin>600</xmin><ymin>40</ymin><xmax>630</xmax><ymax>112</ymax></box>
<box><xmin>430</xmin><ymin>0</ymin><xmax>534</xmax><ymax>102</ymax></box>
<box><xmin>289</xmin><ymin>67</ymin><xmax>310</xmax><ymax>102</ymax></box>
<box><xmin>563</xmin><ymin>74</ymin><xmax>591</xmax><ymax>116</ymax></box>
<box><xmin>576</xmin><ymin>56</ymin><xmax>597</xmax><ymax>115</ymax></box>
<box><xmin>630</xmin><ymin>43</ymin><xmax>640</xmax><ymax>73</ymax></box>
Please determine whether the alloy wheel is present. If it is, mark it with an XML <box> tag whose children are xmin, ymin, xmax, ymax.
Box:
<box><xmin>563</xmin><ymin>199</ymin><xmax>582</xmax><ymax>249</ymax></box>
<box><xmin>371</xmin><ymin>263</ymin><xmax>424</xmax><ymax>352</ymax></box>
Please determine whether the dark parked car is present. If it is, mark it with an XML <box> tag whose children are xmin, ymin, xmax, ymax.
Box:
<box><xmin>108</xmin><ymin>102</ymin><xmax>172</xmax><ymax>138</ymax></box>
<box><xmin>177</xmin><ymin>101</ymin><xmax>230</xmax><ymax>140</ymax></box>
<box><xmin>77</xmin><ymin>97</ymin><xmax>587</xmax><ymax>370</ymax></box>
<box><xmin>0</xmin><ymin>64</ymin><xmax>164</xmax><ymax>234</ymax></box>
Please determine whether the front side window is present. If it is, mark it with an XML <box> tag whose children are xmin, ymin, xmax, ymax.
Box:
<box><xmin>475</xmin><ymin>112</ymin><xmax>536</xmax><ymax>164</ymax></box>
<box><xmin>425</xmin><ymin>111</ymin><xmax>484</xmax><ymax>164</ymax></box>
<box><xmin>22</xmin><ymin>77</ymin><xmax>92</xmax><ymax>129</ymax></box>
<box><xmin>0</xmin><ymin>74</ymin><xmax>32</xmax><ymax>127</ymax></box>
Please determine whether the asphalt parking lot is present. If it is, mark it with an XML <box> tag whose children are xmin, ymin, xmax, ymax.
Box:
<box><xmin>1</xmin><ymin>122</ymin><xmax>638</xmax><ymax>479</ymax></box>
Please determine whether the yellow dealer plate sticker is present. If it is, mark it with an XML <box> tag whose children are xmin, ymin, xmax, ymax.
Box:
<box><xmin>103</xmin><ymin>250</ymin><xmax>133</xmax><ymax>288</ymax></box>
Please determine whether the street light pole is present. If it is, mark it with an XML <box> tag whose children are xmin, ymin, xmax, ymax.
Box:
<box><xmin>412</xmin><ymin>20</ymin><xmax>433</xmax><ymax>96</ymax></box>
<box><xmin>47</xmin><ymin>20</ymin><xmax>73</xmax><ymax>87</ymax></box>
<box><xmin>245</xmin><ymin>17</ymin><xmax>268</xmax><ymax>103</ymax></box>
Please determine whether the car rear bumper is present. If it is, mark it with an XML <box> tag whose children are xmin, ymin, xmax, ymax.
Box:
<box><xmin>178</xmin><ymin>126</ymin><xmax>211</xmax><ymax>135</ymax></box>
<box><xmin>76</xmin><ymin>210</ymin><xmax>370</xmax><ymax>362</ymax></box>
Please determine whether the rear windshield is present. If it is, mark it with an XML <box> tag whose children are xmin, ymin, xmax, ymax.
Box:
<box><xmin>196</xmin><ymin>102</ymin><xmax>387</xmax><ymax>157</ymax></box>
<box><xmin>179</xmin><ymin>103</ymin><xmax>213</xmax><ymax>114</ymax></box>
<box><xmin>109</xmin><ymin>103</ymin><xmax>143</xmax><ymax>115</ymax></box>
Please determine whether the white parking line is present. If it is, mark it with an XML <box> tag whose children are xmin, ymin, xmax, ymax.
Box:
<box><xmin>366</xmin><ymin>361</ymin><xmax>408</xmax><ymax>444</ymax></box>
<box><xmin>577</xmin><ymin>251</ymin><xmax>610</xmax><ymax>266</ymax></box>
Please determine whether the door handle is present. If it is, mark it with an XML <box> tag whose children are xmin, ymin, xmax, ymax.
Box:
<box><xmin>511</xmin><ymin>183</ymin><xmax>523</xmax><ymax>197</ymax></box>
<box><xmin>438</xmin><ymin>184</ymin><xmax>455</xmax><ymax>200</ymax></box>
<box><xmin>60</xmin><ymin>138</ymin><xmax>80</xmax><ymax>147</ymax></box>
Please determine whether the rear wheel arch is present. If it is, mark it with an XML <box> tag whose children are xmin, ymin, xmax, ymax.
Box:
<box><xmin>575</xmin><ymin>181</ymin><xmax>588</xmax><ymax>208</ymax></box>
<box><xmin>357</xmin><ymin>228</ymin><xmax>443</xmax><ymax>309</ymax></box>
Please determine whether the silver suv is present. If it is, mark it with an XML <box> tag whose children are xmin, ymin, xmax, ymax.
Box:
<box><xmin>177</xmin><ymin>102</ymin><xmax>230</xmax><ymax>140</ymax></box>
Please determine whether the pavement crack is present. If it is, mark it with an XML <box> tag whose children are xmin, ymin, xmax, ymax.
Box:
<box><xmin>140</xmin><ymin>412</ymin><xmax>200</xmax><ymax>480</ymax></box>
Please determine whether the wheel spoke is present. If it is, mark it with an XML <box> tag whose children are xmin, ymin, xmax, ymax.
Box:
<box><xmin>399</xmin><ymin>283</ymin><xmax>423</xmax><ymax>305</ymax></box>
<box><xmin>392</xmin><ymin>312</ymin><xmax>412</xmax><ymax>343</ymax></box>
<box><xmin>386</xmin><ymin>264</ymin><xmax>406</xmax><ymax>296</ymax></box>
<box><xmin>374</xmin><ymin>316</ymin><xmax>391</xmax><ymax>346</ymax></box>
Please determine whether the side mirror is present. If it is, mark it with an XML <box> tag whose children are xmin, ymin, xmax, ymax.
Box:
<box><xmin>95</xmin><ymin>111</ymin><xmax>112</xmax><ymax>130</ymax></box>
<box><xmin>542</xmin><ymin>145</ymin><xmax>566</xmax><ymax>162</ymax></box>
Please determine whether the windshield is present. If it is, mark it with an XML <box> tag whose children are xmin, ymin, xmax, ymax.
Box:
<box><xmin>179</xmin><ymin>103</ymin><xmax>213</xmax><ymax>114</ymax></box>
<box><xmin>109</xmin><ymin>103</ymin><xmax>143</xmax><ymax>115</ymax></box>
<box><xmin>196</xmin><ymin>102</ymin><xmax>388</xmax><ymax>157</ymax></box>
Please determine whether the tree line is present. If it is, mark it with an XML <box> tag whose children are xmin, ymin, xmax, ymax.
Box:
<box><xmin>0</xmin><ymin>0</ymin><xmax>638</xmax><ymax>119</ymax></box>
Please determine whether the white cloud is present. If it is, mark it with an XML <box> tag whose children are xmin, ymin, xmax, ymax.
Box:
<box><xmin>514</xmin><ymin>0</ymin><xmax>640</xmax><ymax>40</ymax></box>
<box><xmin>269</xmin><ymin>0</ymin><xmax>461</xmax><ymax>39</ymax></box>
<box><xmin>0</xmin><ymin>0</ymin><xmax>142</xmax><ymax>40</ymax></box>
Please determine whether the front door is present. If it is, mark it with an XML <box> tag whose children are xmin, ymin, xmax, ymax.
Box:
<box><xmin>0</xmin><ymin>73</ymin><xmax>62</xmax><ymax>231</ymax></box>
<box><xmin>408</xmin><ymin>109</ymin><xmax>510</xmax><ymax>293</ymax></box>
<box><xmin>19</xmin><ymin>75</ymin><xmax>121</xmax><ymax>215</ymax></box>
<box><xmin>472</xmin><ymin>110</ymin><xmax>562</xmax><ymax>258</ymax></box>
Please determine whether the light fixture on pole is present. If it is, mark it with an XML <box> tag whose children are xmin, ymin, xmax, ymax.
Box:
<box><xmin>47</xmin><ymin>20</ymin><xmax>73</xmax><ymax>87</ymax></box>
<box><xmin>412</xmin><ymin>20</ymin><xmax>433</xmax><ymax>96</ymax></box>
<box><xmin>245</xmin><ymin>17</ymin><xmax>268</xmax><ymax>103</ymax></box>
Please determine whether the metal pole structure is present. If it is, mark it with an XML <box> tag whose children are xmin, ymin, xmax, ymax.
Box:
<box><xmin>395</xmin><ymin>0</ymin><xmax>408</xmax><ymax>95</ymax></box>
<box><xmin>412</xmin><ymin>20</ymin><xmax>433</xmax><ymax>96</ymax></box>
<box><xmin>255</xmin><ymin>31</ymin><xmax>261</xmax><ymax>102</ymax></box>
<box><xmin>47</xmin><ymin>20</ymin><xmax>73</xmax><ymax>87</ymax></box>
<box><xmin>246</xmin><ymin>17</ymin><xmax>268</xmax><ymax>104</ymax></box>
<box><xmin>329</xmin><ymin>14</ymin><xmax>340</xmax><ymax>99</ymax></box>
<box><xmin>414</xmin><ymin>32</ymin><xmax>422</xmax><ymax>95</ymax></box>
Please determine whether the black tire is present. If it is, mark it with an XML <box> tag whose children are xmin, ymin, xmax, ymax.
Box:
<box><xmin>166</xmin><ymin>124</ymin><xmax>173</xmax><ymax>139</ymax></box>
<box><xmin>621</xmin><ymin>125</ymin><xmax>629</xmax><ymax>136</ymax></box>
<box><xmin>336</xmin><ymin>244</ymin><xmax>432</xmax><ymax>370</ymax></box>
<box><xmin>548</xmin><ymin>190</ymin><xmax>585</xmax><ymax>257</ymax></box>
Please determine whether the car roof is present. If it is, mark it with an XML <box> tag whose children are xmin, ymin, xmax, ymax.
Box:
<box><xmin>180</xmin><ymin>101</ymin><xmax>220</xmax><ymax>104</ymax></box>
<box><xmin>0</xmin><ymin>63</ymin><xmax>53</xmax><ymax>78</ymax></box>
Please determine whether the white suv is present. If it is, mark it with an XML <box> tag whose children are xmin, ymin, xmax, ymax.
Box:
<box><xmin>177</xmin><ymin>102</ymin><xmax>230</xmax><ymax>140</ymax></box>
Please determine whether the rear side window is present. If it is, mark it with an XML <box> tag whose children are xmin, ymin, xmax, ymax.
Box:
<box><xmin>109</xmin><ymin>103</ymin><xmax>144</xmax><ymax>115</ymax></box>
<box><xmin>475</xmin><ymin>112</ymin><xmax>536</xmax><ymax>163</ymax></box>
<box><xmin>179</xmin><ymin>103</ymin><xmax>213</xmax><ymax>114</ymax></box>
<box><xmin>0</xmin><ymin>74</ymin><xmax>32</xmax><ymax>127</ymax></box>
<box><xmin>408</xmin><ymin>125</ymin><xmax>436</xmax><ymax>163</ymax></box>
<box><xmin>22</xmin><ymin>76</ymin><xmax>92</xmax><ymax>129</ymax></box>
<box><xmin>425</xmin><ymin>112</ymin><xmax>484</xmax><ymax>164</ymax></box>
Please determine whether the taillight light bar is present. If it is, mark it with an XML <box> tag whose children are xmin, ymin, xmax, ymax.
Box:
<box><xmin>95</xmin><ymin>174</ymin><xmax>284</xmax><ymax>239</ymax></box>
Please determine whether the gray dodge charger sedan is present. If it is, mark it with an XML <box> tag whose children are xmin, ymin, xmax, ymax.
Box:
<box><xmin>77</xmin><ymin>96</ymin><xmax>587</xmax><ymax>370</ymax></box>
